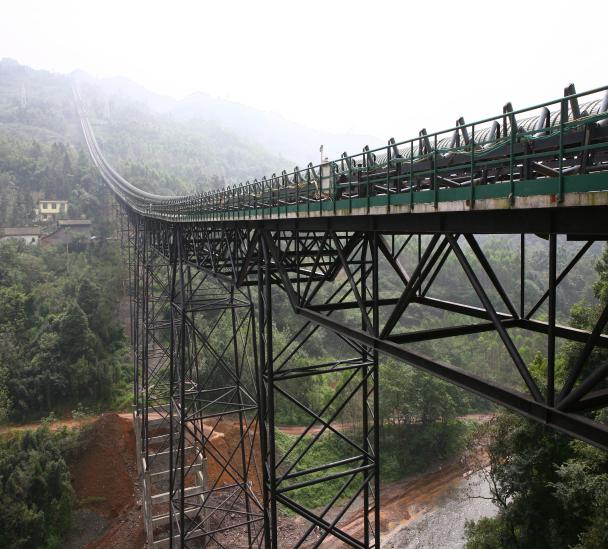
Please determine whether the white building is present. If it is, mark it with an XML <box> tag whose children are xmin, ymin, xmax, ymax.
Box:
<box><xmin>0</xmin><ymin>227</ymin><xmax>41</xmax><ymax>245</ymax></box>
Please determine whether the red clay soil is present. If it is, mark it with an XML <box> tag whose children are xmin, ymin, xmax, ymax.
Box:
<box><xmin>202</xmin><ymin>418</ymin><xmax>319</xmax><ymax>547</ymax></box>
<box><xmin>202</xmin><ymin>418</ymin><xmax>264</xmax><ymax>497</ymax></box>
<box><xmin>0</xmin><ymin>416</ymin><xmax>96</xmax><ymax>435</ymax></box>
<box><xmin>69</xmin><ymin>413</ymin><xmax>145</xmax><ymax>549</ymax></box>
<box><xmin>325</xmin><ymin>462</ymin><xmax>468</xmax><ymax>547</ymax></box>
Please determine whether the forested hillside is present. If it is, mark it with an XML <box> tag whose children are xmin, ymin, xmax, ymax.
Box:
<box><xmin>0</xmin><ymin>240</ymin><xmax>130</xmax><ymax>421</ymax></box>
<box><xmin>0</xmin><ymin>237</ymin><xmax>129</xmax><ymax>546</ymax></box>
<box><xmin>0</xmin><ymin>136</ymin><xmax>108</xmax><ymax>228</ymax></box>
<box><xmin>0</xmin><ymin>58</ymin><xmax>289</xmax><ymax>196</ymax></box>
<box><xmin>0</xmin><ymin>425</ymin><xmax>77</xmax><ymax>549</ymax></box>
<box><xmin>70</xmin><ymin>70</ymin><xmax>381</xmax><ymax>164</ymax></box>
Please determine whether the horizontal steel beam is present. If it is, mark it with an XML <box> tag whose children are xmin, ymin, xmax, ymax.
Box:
<box><xmin>289</xmin><ymin>303</ymin><xmax>608</xmax><ymax>450</ymax></box>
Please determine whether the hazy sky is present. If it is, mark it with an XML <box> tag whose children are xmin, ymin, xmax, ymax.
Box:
<box><xmin>1</xmin><ymin>0</ymin><xmax>606</xmax><ymax>140</ymax></box>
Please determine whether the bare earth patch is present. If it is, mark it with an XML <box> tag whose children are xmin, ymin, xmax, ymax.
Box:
<box><xmin>65</xmin><ymin>413</ymin><xmax>145</xmax><ymax>549</ymax></box>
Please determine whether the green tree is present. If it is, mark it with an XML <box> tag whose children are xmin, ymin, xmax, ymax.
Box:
<box><xmin>54</xmin><ymin>303</ymin><xmax>95</xmax><ymax>363</ymax></box>
<box><xmin>0</xmin><ymin>286</ymin><xmax>29</xmax><ymax>333</ymax></box>
<box><xmin>0</xmin><ymin>427</ymin><xmax>76</xmax><ymax>549</ymax></box>
<box><xmin>466</xmin><ymin>244</ymin><xmax>608</xmax><ymax>549</ymax></box>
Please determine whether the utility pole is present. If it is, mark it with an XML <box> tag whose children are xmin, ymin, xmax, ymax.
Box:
<box><xmin>65</xmin><ymin>227</ymin><xmax>71</xmax><ymax>275</ymax></box>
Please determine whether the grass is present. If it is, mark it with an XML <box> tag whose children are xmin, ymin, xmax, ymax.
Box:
<box><xmin>274</xmin><ymin>430</ymin><xmax>362</xmax><ymax>511</ymax></box>
<box><xmin>78</xmin><ymin>495</ymin><xmax>107</xmax><ymax>506</ymax></box>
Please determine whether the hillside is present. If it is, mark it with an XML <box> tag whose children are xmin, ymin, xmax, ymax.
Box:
<box><xmin>0</xmin><ymin>58</ymin><xmax>382</xmax><ymax>198</ymax></box>
<box><xmin>0</xmin><ymin>58</ymin><xmax>289</xmax><ymax>195</ymax></box>
<box><xmin>69</xmin><ymin>68</ymin><xmax>382</xmax><ymax>165</ymax></box>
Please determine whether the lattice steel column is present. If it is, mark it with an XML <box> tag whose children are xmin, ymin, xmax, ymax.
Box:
<box><xmin>259</xmin><ymin>229</ymin><xmax>380</xmax><ymax>548</ymax></box>
<box><xmin>164</xmin><ymin>225</ymin><xmax>264</xmax><ymax>548</ymax></box>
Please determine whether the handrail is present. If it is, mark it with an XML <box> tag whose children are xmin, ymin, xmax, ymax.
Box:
<box><xmin>75</xmin><ymin>83</ymin><xmax>608</xmax><ymax>220</ymax></box>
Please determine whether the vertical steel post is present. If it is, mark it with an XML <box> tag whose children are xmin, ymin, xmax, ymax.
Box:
<box><xmin>264</xmin><ymin>234</ymin><xmax>278</xmax><ymax>549</ymax></box>
<box><xmin>143</xmin><ymin>222</ymin><xmax>150</xmax><ymax>467</ymax></box>
<box><xmin>233</xmin><ymin>285</ymin><xmax>254</xmax><ymax>547</ymax></box>
<box><xmin>409</xmin><ymin>141</ymin><xmax>414</xmax><ymax>210</ymax></box>
<box><xmin>258</xmin><ymin>231</ymin><xmax>274</xmax><ymax>549</ymax></box>
<box><xmin>372</xmin><ymin>231</ymin><xmax>381</xmax><ymax>549</ymax></box>
<box><xmin>176</xmin><ymin>226</ymin><xmax>187</xmax><ymax>546</ymax></box>
<box><xmin>130</xmin><ymin>217</ymin><xmax>139</xmax><ymax>415</ymax></box>
<box><xmin>470</xmin><ymin>125</ymin><xmax>475</xmax><ymax>206</ymax></box>
<box><xmin>433</xmin><ymin>134</ymin><xmax>438</xmax><ymax>208</ymax></box>
<box><xmin>548</xmin><ymin>233</ymin><xmax>557</xmax><ymax>406</ymax></box>
<box><xmin>520</xmin><ymin>234</ymin><xmax>525</xmax><ymax>318</ymax></box>
<box><xmin>168</xmin><ymin>224</ymin><xmax>177</xmax><ymax>547</ymax></box>
<box><xmin>559</xmin><ymin>98</ymin><xmax>567</xmax><ymax>201</ymax></box>
<box><xmin>361</xmin><ymin>238</ymin><xmax>370</xmax><ymax>547</ymax></box>
<box><xmin>509</xmin><ymin>113</ymin><xmax>515</xmax><ymax>202</ymax></box>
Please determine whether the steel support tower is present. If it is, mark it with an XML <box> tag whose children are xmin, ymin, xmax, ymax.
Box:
<box><xmin>78</xmin><ymin>84</ymin><xmax>608</xmax><ymax>548</ymax></box>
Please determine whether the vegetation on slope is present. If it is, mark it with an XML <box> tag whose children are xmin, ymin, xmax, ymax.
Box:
<box><xmin>0</xmin><ymin>425</ymin><xmax>78</xmax><ymax>549</ymax></box>
<box><xmin>0</xmin><ymin>58</ymin><xmax>289</xmax><ymax>195</ymax></box>
<box><xmin>465</xmin><ymin>246</ymin><xmax>608</xmax><ymax>549</ymax></box>
<box><xmin>0</xmin><ymin>134</ymin><xmax>108</xmax><ymax>228</ymax></box>
<box><xmin>0</xmin><ymin>239</ymin><xmax>130</xmax><ymax>421</ymax></box>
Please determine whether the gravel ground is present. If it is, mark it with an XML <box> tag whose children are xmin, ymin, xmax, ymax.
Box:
<box><xmin>63</xmin><ymin>509</ymin><xmax>110</xmax><ymax>549</ymax></box>
<box><xmin>382</xmin><ymin>470</ymin><xmax>498</xmax><ymax>549</ymax></box>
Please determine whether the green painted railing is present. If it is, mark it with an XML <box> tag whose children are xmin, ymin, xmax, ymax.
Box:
<box><xmin>80</xmin><ymin>84</ymin><xmax>608</xmax><ymax>222</ymax></box>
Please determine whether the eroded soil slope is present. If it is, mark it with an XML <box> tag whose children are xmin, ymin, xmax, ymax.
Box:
<box><xmin>66</xmin><ymin>413</ymin><xmax>145</xmax><ymax>549</ymax></box>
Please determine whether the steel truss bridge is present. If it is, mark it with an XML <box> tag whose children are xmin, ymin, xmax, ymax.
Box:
<box><xmin>76</xmin><ymin>84</ymin><xmax>608</xmax><ymax>548</ymax></box>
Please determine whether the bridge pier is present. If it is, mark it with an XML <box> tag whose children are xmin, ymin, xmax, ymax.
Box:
<box><xmin>130</xmin><ymin>218</ymin><xmax>265</xmax><ymax>548</ymax></box>
<box><xmin>257</xmin><ymin>229</ymin><xmax>381</xmax><ymax>548</ymax></box>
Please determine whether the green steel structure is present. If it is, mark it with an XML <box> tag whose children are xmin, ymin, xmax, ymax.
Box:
<box><xmin>80</xmin><ymin>84</ymin><xmax>608</xmax><ymax>222</ymax></box>
<box><xmin>77</xmin><ymin>84</ymin><xmax>608</xmax><ymax>548</ymax></box>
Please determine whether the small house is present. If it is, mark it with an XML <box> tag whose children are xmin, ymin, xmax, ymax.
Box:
<box><xmin>37</xmin><ymin>200</ymin><xmax>69</xmax><ymax>221</ymax></box>
<box><xmin>0</xmin><ymin>227</ymin><xmax>41</xmax><ymax>245</ymax></box>
<box><xmin>41</xmin><ymin>219</ymin><xmax>92</xmax><ymax>246</ymax></box>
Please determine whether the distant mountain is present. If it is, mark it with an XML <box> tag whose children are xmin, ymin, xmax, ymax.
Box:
<box><xmin>0</xmin><ymin>59</ymin><xmax>289</xmax><ymax>194</ymax></box>
<box><xmin>70</xmin><ymin>67</ymin><xmax>382</xmax><ymax>166</ymax></box>
<box><xmin>0</xmin><ymin>58</ymin><xmax>83</xmax><ymax>143</ymax></box>
<box><xmin>170</xmin><ymin>92</ymin><xmax>382</xmax><ymax>166</ymax></box>
<box><xmin>72</xmin><ymin>71</ymin><xmax>177</xmax><ymax>114</ymax></box>
<box><xmin>0</xmin><ymin>58</ymin><xmax>383</xmax><ymax>194</ymax></box>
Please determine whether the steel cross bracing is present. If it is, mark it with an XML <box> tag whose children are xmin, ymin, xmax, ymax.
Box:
<box><xmin>121</xmin><ymin>219</ymin><xmax>608</xmax><ymax>548</ymax></box>
<box><xmin>81</xmin><ymin>84</ymin><xmax>608</xmax><ymax>548</ymax></box>
<box><xmin>125</xmin><ymin>214</ymin><xmax>266</xmax><ymax>548</ymax></box>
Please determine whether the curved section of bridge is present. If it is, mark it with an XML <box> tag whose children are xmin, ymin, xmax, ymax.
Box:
<box><xmin>78</xmin><ymin>83</ymin><xmax>608</xmax><ymax>224</ymax></box>
<box><xmin>76</xmin><ymin>83</ymin><xmax>608</xmax><ymax>549</ymax></box>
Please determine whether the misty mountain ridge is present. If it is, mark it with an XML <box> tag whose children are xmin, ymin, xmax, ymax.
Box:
<box><xmin>0</xmin><ymin>59</ymin><xmax>285</xmax><ymax>194</ymax></box>
<box><xmin>1</xmin><ymin>58</ymin><xmax>382</xmax><ymax>194</ymax></box>
<box><xmin>171</xmin><ymin>91</ymin><xmax>382</xmax><ymax>165</ymax></box>
<box><xmin>71</xmin><ymin>67</ymin><xmax>382</xmax><ymax>165</ymax></box>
